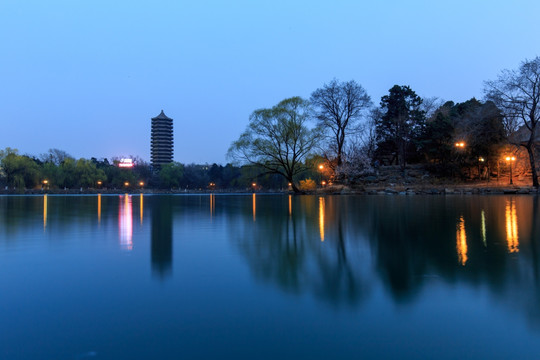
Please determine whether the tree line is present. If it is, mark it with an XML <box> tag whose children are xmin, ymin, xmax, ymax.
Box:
<box><xmin>0</xmin><ymin>147</ymin><xmax>303</xmax><ymax>191</ymax></box>
<box><xmin>229</xmin><ymin>56</ymin><xmax>540</xmax><ymax>190</ymax></box>
<box><xmin>2</xmin><ymin>57</ymin><xmax>539</xmax><ymax>191</ymax></box>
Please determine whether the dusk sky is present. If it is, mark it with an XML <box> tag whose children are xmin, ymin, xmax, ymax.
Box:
<box><xmin>1</xmin><ymin>0</ymin><xmax>539</xmax><ymax>165</ymax></box>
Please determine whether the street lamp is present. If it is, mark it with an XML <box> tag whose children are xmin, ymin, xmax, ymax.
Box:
<box><xmin>124</xmin><ymin>182</ymin><xmax>130</xmax><ymax>187</ymax></box>
<box><xmin>97</xmin><ymin>180</ymin><xmax>102</xmax><ymax>187</ymax></box>
<box><xmin>139</xmin><ymin>181</ymin><xmax>144</xmax><ymax>187</ymax></box>
<box><xmin>455</xmin><ymin>141</ymin><xmax>466</xmax><ymax>148</ymax></box>
<box><xmin>505</xmin><ymin>156</ymin><xmax>516</xmax><ymax>185</ymax></box>
<box><xmin>478</xmin><ymin>157</ymin><xmax>485</xmax><ymax>180</ymax></box>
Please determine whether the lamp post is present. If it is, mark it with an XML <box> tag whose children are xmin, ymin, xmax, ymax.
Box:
<box><xmin>505</xmin><ymin>156</ymin><xmax>516</xmax><ymax>185</ymax></box>
<box><xmin>318</xmin><ymin>164</ymin><xmax>325</xmax><ymax>185</ymax></box>
<box><xmin>454</xmin><ymin>141</ymin><xmax>466</xmax><ymax>178</ymax></box>
<box><xmin>478</xmin><ymin>157</ymin><xmax>485</xmax><ymax>180</ymax></box>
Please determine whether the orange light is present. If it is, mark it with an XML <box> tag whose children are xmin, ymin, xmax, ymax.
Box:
<box><xmin>319</xmin><ymin>164</ymin><xmax>324</xmax><ymax>170</ymax></box>
<box><xmin>124</xmin><ymin>182</ymin><xmax>129</xmax><ymax>187</ymax></box>
<box><xmin>42</xmin><ymin>180</ymin><xmax>48</xmax><ymax>185</ymax></box>
<box><xmin>97</xmin><ymin>180</ymin><xmax>102</xmax><ymax>185</ymax></box>
<box><xmin>252</xmin><ymin>183</ymin><xmax>256</xmax><ymax>187</ymax></box>
<box><xmin>139</xmin><ymin>181</ymin><xmax>144</xmax><ymax>186</ymax></box>
<box><xmin>322</xmin><ymin>181</ymin><xmax>326</xmax><ymax>186</ymax></box>
<box><xmin>478</xmin><ymin>157</ymin><xmax>485</xmax><ymax>162</ymax></box>
<box><xmin>455</xmin><ymin>142</ymin><xmax>465</xmax><ymax>148</ymax></box>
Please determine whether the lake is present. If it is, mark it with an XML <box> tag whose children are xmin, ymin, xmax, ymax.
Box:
<box><xmin>1</xmin><ymin>194</ymin><xmax>540</xmax><ymax>359</ymax></box>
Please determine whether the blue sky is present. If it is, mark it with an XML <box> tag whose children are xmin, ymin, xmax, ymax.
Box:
<box><xmin>1</xmin><ymin>0</ymin><xmax>539</xmax><ymax>164</ymax></box>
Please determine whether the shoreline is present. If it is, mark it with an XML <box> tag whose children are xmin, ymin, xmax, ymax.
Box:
<box><xmin>2</xmin><ymin>184</ymin><xmax>539</xmax><ymax>196</ymax></box>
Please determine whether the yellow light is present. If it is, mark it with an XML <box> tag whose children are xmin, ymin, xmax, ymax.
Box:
<box><xmin>252</xmin><ymin>183</ymin><xmax>256</xmax><ymax>187</ymax></box>
<box><xmin>43</xmin><ymin>194</ymin><xmax>47</xmax><ymax>230</ymax></box>
<box><xmin>97</xmin><ymin>180</ymin><xmax>102</xmax><ymax>185</ymax></box>
<box><xmin>97</xmin><ymin>193</ymin><xmax>101</xmax><ymax>224</ymax></box>
<box><xmin>455</xmin><ymin>142</ymin><xmax>465</xmax><ymax>148</ymax></box>
<box><xmin>288</xmin><ymin>194</ymin><xmax>292</xmax><ymax>216</ymax></box>
<box><xmin>42</xmin><ymin>179</ymin><xmax>48</xmax><ymax>185</ymax></box>
<box><xmin>456</xmin><ymin>216</ymin><xmax>467</xmax><ymax>266</ymax></box>
<box><xmin>322</xmin><ymin>181</ymin><xmax>326</xmax><ymax>186</ymax></box>
<box><xmin>252</xmin><ymin>193</ymin><xmax>256</xmax><ymax>222</ymax></box>
<box><xmin>139</xmin><ymin>181</ymin><xmax>144</xmax><ymax>186</ymax></box>
<box><xmin>319</xmin><ymin>197</ymin><xmax>325</xmax><ymax>242</ymax></box>
<box><xmin>319</xmin><ymin>164</ymin><xmax>324</xmax><ymax>170</ymax></box>
<box><xmin>505</xmin><ymin>200</ymin><xmax>519</xmax><ymax>253</ymax></box>
<box><xmin>124</xmin><ymin>182</ymin><xmax>129</xmax><ymax>187</ymax></box>
<box><xmin>479</xmin><ymin>157</ymin><xmax>485</xmax><ymax>162</ymax></box>
<box><xmin>140</xmin><ymin>194</ymin><xmax>144</xmax><ymax>225</ymax></box>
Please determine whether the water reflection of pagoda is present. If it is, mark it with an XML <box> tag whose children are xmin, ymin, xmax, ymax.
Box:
<box><xmin>151</xmin><ymin>196</ymin><xmax>173</xmax><ymax>277</ymax></box>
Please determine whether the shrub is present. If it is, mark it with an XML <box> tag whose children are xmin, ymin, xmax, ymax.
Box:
<box><xmin>299</xmin><ymin>178</ymin><xmax>317</xmax><ymax>191</ymax></box>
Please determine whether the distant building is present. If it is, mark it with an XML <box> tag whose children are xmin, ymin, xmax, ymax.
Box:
<box><xmin>151</xmin><ymin>110</ymin><xmax>174</xmax><ymax>169</ymax></box>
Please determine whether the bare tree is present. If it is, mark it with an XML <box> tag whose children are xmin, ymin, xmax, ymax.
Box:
<box><xmin>39</xmin><ymin>148</ymin><xmax>73</xmax><ymax>165</ymax></box>
<box><xmin>485</xmin><ymin>57</ymin><xmax>540</xmax><ymax>187</ymax></box>
<box><xmin>310</xmin><ymin>79</ymin><xmax>372</xmax><ymax>169</ymax></box>
<box><xmin>421</xmin><ymin>96</ymin><xmax>444</xmax><ymax>120</ymax></box>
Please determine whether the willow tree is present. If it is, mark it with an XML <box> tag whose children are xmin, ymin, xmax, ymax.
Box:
<box><xmin>485</xmin><ymin>57</ymin><xmax>540</xmax><ymax>187</ymax></box>
<box><xmin>228</xmin><ymin>97</ymin><xmax>320</xmax><ymax>193</ymax></box>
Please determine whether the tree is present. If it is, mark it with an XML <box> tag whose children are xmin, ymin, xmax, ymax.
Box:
<box><xmin>418</xmin><ymin>99</ymin><xmax>506</xmax><ymax>175</ymax></box>
<box><xmin>228</xmin><ymin>97</ymin><xmax>320</xmax><ymax>193</ymax></box>
<box><xmin>39</xmin><ymin>148</ymin><xmax>72</xmax><ymax>165</ymax></box>
<box><xmin>375</xmin><ymin>85</ymin><xmax>426</xmax><ymax>170</ymax></box>
<box><xmin>0</xmin><ymin>148</ymin><xmax>40</xmax><ymax>190</ymax></box>
<box><xmin>310</xmin><ymin>79</ymin><xmax>372</xmax><ymax>169</ymax></box>
<box><xmin>159</xmin><ymin>162</ymin><xmax>184</xmax><ymax>189</ymax></box>
<box><xmin>485</xmin><ymin>57</ymin><xmax>540</xmax><ymax>187</ymax></box>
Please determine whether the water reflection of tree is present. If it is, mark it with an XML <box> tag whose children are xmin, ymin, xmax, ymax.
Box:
<box><xmin>230</xmin><ymin>194</ymin><xmax>540</xmax><ymax>322</ymax></box>
<box><xmin>0</xmin><ymin>195</ymin><xmax>117</xmax><ymax>238</ymax></box>
<box><xmin>150</xmin><ymin>195</ymin><xmax>173</xmax><ymax>278</ymax></box>
<box><xmin>230</xmin><ymin>195</ymin><xmax>373</xmax><ymax>307</ymax></box>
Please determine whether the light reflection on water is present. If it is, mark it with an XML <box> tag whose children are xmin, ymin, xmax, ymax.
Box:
<box><xmin>506</xmin><ymin>199</ymin><xmax>519</xmax><ymax>253</ymax></box>
<box><xmin>456</xmin><ymin>215</ymin><xmax>468</xmax><ymax>266</ymax></box>
<box><xmin>319</xmin><ymin>196</ymin><xmax>325</xmax><ymax>242</ymax></box>
<box><xmin>1</xmin><ymin>194</ymin><xmax>540</xmax><ymax>359</ymax></box>
<box><xmin>118</xmin><ymin>195</ymin><xmax>133</xmax><ymax>250</ymax></box>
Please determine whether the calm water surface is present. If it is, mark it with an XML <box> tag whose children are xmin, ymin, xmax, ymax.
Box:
<box><xmin>1</xmin><ymin>194</ymin><xmax>540</xmax><ymax>359</ymax></box>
